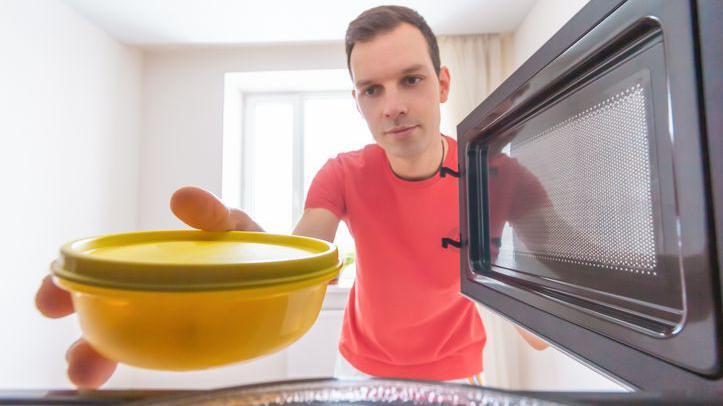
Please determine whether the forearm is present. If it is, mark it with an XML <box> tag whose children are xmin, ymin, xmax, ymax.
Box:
<box><xmin>292</xmin><ymin>208</ymin><xmax>339</xmax><ymax>242</ymax></box>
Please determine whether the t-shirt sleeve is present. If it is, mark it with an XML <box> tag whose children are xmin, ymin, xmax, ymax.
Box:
<box><xmin>304</xmin><ymin>158</ymin><xmax>346</xmax><ymax>219</ymax></box>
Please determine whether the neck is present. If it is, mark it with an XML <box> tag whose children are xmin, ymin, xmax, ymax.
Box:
<box><xmin>388</xmin><ymin>135</ymin><xmax>447</xmax><ymax>181</ymax></box>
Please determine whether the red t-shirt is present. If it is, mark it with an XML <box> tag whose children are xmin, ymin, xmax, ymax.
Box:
<box><xmin>304</xmin><ymin>136</ymin><xmax>485</xmax><ymax>380</ymax></box>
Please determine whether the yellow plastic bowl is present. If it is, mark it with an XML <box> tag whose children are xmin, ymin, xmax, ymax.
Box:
<box><xmin>51</xmin><ymin>230</ymin><xmax>341</xmax><ymax>371</ymax></box>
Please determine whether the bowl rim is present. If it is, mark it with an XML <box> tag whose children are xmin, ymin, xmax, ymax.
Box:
<box><xmin>53</xmin><ymin>230</ymin><xmax>341</xmax><ymax>291</ymax></box>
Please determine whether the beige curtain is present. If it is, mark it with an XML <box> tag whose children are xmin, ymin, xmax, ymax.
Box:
<box><xmin>438</xmin><ymin>34</ymin><xmax>512</xmax><ymax>139</ymax></box>
<box><xmin>438</xmin><ymin>33</ymin><xmax>523</xmax><ymax>389</ymax></box>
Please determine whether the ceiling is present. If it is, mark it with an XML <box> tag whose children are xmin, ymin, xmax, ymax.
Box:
<box><xmin>63</xmin><ymin>0</ymin><xmax>536</xmax><ymax>47</ymax></box>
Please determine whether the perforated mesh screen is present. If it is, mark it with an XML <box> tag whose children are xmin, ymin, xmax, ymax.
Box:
<box><xmin>498</xmin><ymin>83</ymin><xmax>657</xmax><ymax>275</ymax></box>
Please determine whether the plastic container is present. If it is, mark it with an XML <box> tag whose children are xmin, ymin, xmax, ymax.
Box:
<box><xmin>51</xmin><ymin>230</ymin><xmax>342</xmax><ymax>371</ymax></box>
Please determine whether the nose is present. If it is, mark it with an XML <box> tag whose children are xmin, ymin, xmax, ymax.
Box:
<box><xmin>382</xmin><ymin>88</ymin><xmax>408</xmax><ymax>120</ymax></box>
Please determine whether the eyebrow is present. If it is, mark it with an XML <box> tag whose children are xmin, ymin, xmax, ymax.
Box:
<box><xmin>354</xmin><ymin>64</ymin><xmax>426</xmax><ymax>88</ymax></box>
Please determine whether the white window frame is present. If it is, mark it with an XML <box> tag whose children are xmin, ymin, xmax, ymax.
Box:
<box><xmin>222</xmin><ymin>70</ymin><xmax>357</xmax><ymax>298</ymax></box>
<box><xmin>222</xmin><ymin>69</ymin><xmax>353</xmax><ymax>211</ymax></box>
<box><xmin>241</xmin><ymin>91</ymin><xmax>350</xmax><ymax>227</ymax></box>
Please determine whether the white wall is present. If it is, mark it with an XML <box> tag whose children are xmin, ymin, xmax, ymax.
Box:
<box><xmin>475</xmin><ymin>0</ymin><xmax>626</xmax><ymax>392</ymax></box>
<box><xmin>0</xmin><ymin>0</ymin><xmax>142</xmax><ymax>388</ymax></box>
<box><xmin>512</xmin><ymin>0</ymin><xmax>590</xmax><ymax>70</ymax></box>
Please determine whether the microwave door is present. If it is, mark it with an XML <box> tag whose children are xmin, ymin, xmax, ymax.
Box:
<box><xmin>458</xmin><ymin>0</ymin><xmax>722</xmax><ymax>393</ymax></box>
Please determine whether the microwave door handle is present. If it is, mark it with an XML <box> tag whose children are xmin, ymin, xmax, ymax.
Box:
<box><xmin>440</xmin><ymin>163</ymin><xmax>462</xmax><ymax>250</ymax></box>
<box><xmin>442</xmin><ymin>236</ymin><xmax>462</xmax><ymax>249</ymax></box>
<box><xmin>440</xmin><ymin>166</ymin><xmax>460</xmax><ymax>178</ymax></box>
<box><xmin>440</xmin><ymin>165</ymin><xmax>461</xmax><ymax>249</ymax></box>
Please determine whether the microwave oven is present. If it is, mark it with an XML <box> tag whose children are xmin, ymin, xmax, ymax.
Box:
<box><xmin>454</xmin><ymin>0</ymin><xmax>722</xmax><ymax>393</ymax></box>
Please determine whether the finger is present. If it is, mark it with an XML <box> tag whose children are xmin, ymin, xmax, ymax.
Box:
<box><xmin>170</xmin><ymin>186</ymin><xmax>231</xmax><ymax>231</ymax></box>
<box><xmin>66</xmin><ymin>339</ymin><xmax>117</xmax><ymax>389</ymax></box>
<box><xmin>36</xmin><ymin>274</ymin><xmax>74</xmax><ymax>318</ymax></box>
<box><xmin>228</xmin><ymin>208</ymin><xmax>264</xmax><ymax>232</ymax></box>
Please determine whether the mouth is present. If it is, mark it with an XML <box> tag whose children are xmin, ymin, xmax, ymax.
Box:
<box><xmin>384</xmin><ymin>125</ymin><xmax>419</xmax><ymax>139</ymax></box>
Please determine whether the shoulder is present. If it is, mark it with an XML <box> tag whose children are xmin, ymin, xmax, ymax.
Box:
<box><xmin>327</xmin><ymin>143</ymin><xmax>384</xmax><ymax>172</ymax></box>
<box><xmin>489</xmin><ymin>152</ymin><xmax>519</xmax><ymax>172</ymax></box>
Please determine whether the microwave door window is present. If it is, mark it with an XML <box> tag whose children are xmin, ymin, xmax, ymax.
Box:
<box><xmin>481</xmin><ymin>69</ymin><xmax>683</xmax><ymax>335</ymax></box>
<box><xmin>491</xmin><ymin>82</ymin><xmax>656</xmax><ymax>278</ymax></box>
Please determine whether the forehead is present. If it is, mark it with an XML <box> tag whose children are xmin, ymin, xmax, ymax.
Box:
<box><xmin>349</xmin><ymin>23</ymin><xmax>434</xmax><ymax>84</ymax></box>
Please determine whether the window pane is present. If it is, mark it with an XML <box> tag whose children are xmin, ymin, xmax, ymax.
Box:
<box><xmin>250</xmin><ymin>100</ymin><xmax>294</xmax><ymax>233</ymax></box>
<box><xmin>304</xmin><ymin>95</ymin><xmax>370</xmax><ymax>286</ymax></box>
<box><xmin>303</xmin><ymin>96</ymin><xmax>370</xmax><ymax>194</ymax></box>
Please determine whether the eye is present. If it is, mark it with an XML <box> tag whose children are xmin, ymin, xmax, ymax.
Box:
<box><xmin>404</xmin><ymin>76</ymin><xmax>422</xmax><ymax>86</ymax></box>
<box><xmin>363</xmin><ymin>85</ymin><xmax>380</xmax><ymax>96</ymax></box>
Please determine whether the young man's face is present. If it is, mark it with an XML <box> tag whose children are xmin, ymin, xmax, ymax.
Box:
<box><xmin>350</xmin><ymin>23</ymin><xmax>450</xmax><ymax>160</ymax></box>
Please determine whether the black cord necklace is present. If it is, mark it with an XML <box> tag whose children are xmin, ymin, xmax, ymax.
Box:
<box><xmin>390</xmin><ymin>137</ymin><xmax>446</xmax><ymax>181</ymax></box>
<box><xmin>437</xmin><ymin>137</ymin><xmax>445</xmax><ymax>173</ymax></box>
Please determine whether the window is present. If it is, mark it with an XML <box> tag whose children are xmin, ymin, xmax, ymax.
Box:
<box><xmin>223</xmin><ymin>70</ymin><xmax>370</xmax><ymax>286</ymax></box>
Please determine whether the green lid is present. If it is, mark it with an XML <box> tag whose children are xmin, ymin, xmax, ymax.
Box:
<box><xmin>52</xmin><ymin>230</ymin><xmax>341</xmax><ymax>291</ymax></box>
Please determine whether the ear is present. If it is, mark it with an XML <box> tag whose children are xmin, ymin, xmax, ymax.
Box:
<box><xmin>352</xmin><ymin>89</ymin><xmax>361</xmax><ymax>114</ymax></box>
<box><xmin>438</xmin><ymin>66</ymin><xmax>451</xmax><ymax>104</ymax></box>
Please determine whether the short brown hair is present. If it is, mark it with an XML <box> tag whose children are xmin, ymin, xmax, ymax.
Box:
<box><xmin>345</xmin><ymin>5</ymin><xmax>441</xmax><ymax>77</ymax></box>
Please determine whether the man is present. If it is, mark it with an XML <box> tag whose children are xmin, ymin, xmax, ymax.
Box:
<box><xmin>36</xmin><ymin>5</ymin><xmax>547</xmax><ymax>389</ymax></box>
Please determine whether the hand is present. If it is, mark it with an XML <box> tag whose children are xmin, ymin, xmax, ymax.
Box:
<box><xmin>35</xmin><ymin>274</ymin><xmax>117</xmax><ymax>389</ymax></box>
<box><xmin>35</xmin><ymin>186</ymin><xmax>262</xmax><ymax>388</ymax></box>
<box><xmin>169</xmin><ymin>186</ymin><xmax>263</xmax><ymax>232</ymax></box>
<box><xmin>328</xmin><ymin>252</ymin><xmax>355</xmax><ymax>286</ymax></box>
<box><xmin>515</xmin><ymin>326</ymin><xmax>550</xmax><ymax>351</ymax></box>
